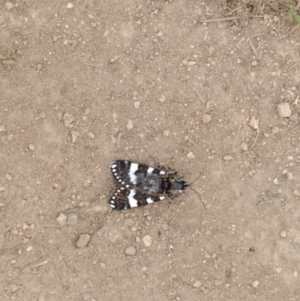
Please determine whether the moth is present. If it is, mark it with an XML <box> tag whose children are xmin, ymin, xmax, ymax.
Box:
<box><xmin>109</xmin><ymin>160</ymin><xmax>189</xmax><ymax>210</ymax></box>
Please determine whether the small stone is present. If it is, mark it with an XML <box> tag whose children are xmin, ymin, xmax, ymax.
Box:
<box><xmin>280</xmin><ymin>230</ymin><xmax>287</xmax><ymax>238</ymax></box>
<box><xmin>6</xmin><ymin>174</ymin><xmax>13</xmax><ymax>181</ymax></box>
<box><xmin>187</xmin><ymin>60</ymin><xmax>197</xmax><ymax>66</ymax></box>
<box><xmin>125</xmin><ymin>246</ymin><xmax>136</xmax><ymax>255</ymax></box>
<box><xmin>249</xmin><ymin>116</ymin><xmax>259</xmax><ymax>130</ymax></box>
<box><xmin>71</xmin><ymin>131</ymin><xmax>79</xmax><ymax>143</ymax></box>
<box><xmin>241</xmin><ymin>143</ymin><xmax>248</xmax><ymax>151</ymax></box>
<box><xmin>252</xmin><ymin>280</ymin><xmax>259</xmax><ymax>288</ymax></box>
<box><xmin>223</xmin><ymin>155</ymin><xmax>233</xmax><ymax>161</ymax></box>
<box><xmin>272</xmin><ymin>126</ymin><xmax>279</xmax><ymax>134</ymax></box>
<box><xmin>157</xmin><ymin>31</ymin><xmax>163</xmax><ymax>37</ymax></box>
<box><xmin>0</xmin><ymin>187</ymin><xmax>4</xmax><ymax>191</ymax></box>
<box><xmin>5</xmin><ymin>2</ymin><xmax>14</xmax><ymax>10</ymax></box>
<box><xmin>37</xmin><ymin>64</ymin><xmax>43</xmax><ymax>71</ymax></box>
<box><xmin>127</xmin><ymin>119</ymin><xmax>133</xmax><ymax>130</ymax></box>
<box><xmin>193</xmin><ymin>281</ymin><xmax>201</xmax><ymax>288</ymax></box>
<box><xmin>287</xmin><ymin>172</ymin><xmax>293</xmax><ymax>180</ymax></box>
<box><xmin>202</xmin><ymin>114</ymin><xmax>211</xmax><ymax>124</ymax></box>
<box><xmin>27</xmin><ymin>245</ymin><xmax>33</xmax><ymax>252</ymax></box>
<box><xmin>273</xmin><ymin>178</ymin><xmax>279</xmax><ymax>185</ymax></box>
<box><xmin>163</xmin><ymin>130</ymin><xmax>170</xmax><ymax>137</ymax></box>
<box><xmin>67</xmin><ymin>3</ymin><xmax>74</xmax><ymax>9</ymax></box>
<box><xmin>76</xmin><ymin>234</ymin><xmax>91</xmax><ymax>248</ymax></box>
<box><xmin>56</xmin><ymin>213</ymin><xmax>67</xmax><ymax>226</ymax></box>
<box><xmin>275</xmin><ymin>267</ymin><xmax>282</xmax><ymax>273</ymax></box>
<box><xmin>143</xmin><ymin>235</ymin><xmax>153</xmax><ymax>247</ymax></box>
<box><xmin>293</xmin><ymin>190</ymin><xmax>300</xmax><ymax>196</ymax></box>
<box><xmin>277</xmin><ymin>103</ymin><xmax>292</xmax><ymax>118</ymax></box>
<box><xmin>28</xmin><ymin>144</ymin><xmax>35</xmax><ymax>151</ymax></box>
<box><xmin>187</xmin><ymin>151</ymin><xmax>195</xmax><ymax>160</ymax></box>
<box><xmin>133</xmin><ymin>101</ymin><xmax>140</xmax><ymax>109</ymax></box>
<box><xmin>9</xmin><ymin>283</ymin><xmax>18</xmax><ymax>293</ymax></box>
<box><xmin>0</xmin><ymin>125</ymin><xmax>6</xmax><ymax>132</ymax></box>
<box><xmin>67</xmin><ymin>213</ymin><xmax>78</xmax><ymax>225</ymax></box>
<box><xmin>251</xmin><ymin>60</ymin><xmax>258</xmax><ymax>66</ymax></box>
<box><xmin>63</xmin><ymin>113</ymin><xmax>75</xmax><ymax>127</ymax></box>
<box><xmin>290</xmin><ymin>112</ymin><xmax>298</xmax><ymax>122</ymax></box>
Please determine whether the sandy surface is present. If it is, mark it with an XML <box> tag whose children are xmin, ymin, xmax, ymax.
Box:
<box><xmin>1</xmin><ymin>1</ymin><xmax>300</xmax><ymax>300</ymax></box>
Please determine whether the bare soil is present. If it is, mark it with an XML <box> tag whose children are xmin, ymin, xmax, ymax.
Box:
<box><xmin>1</xmin><ymin>1</ymin><xmax>300</xmax><ymax>300</ymax></box>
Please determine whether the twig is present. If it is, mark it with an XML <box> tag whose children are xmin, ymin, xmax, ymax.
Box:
<box><xmin>249</xmin><ymin>129</ymin><xmax>259</xmax><ymax>150</ymax></box>
<box><xmin>249</xmin><ymin>38</ymin><xmax>257</xmax><ymax>58</ymax></box>
<box><xmin>168</xmin><ymin>242</ymin><xmax>175</xmax><ymax>263</ymax></box>
<box><xmin>168</xmin><ymin>274</ymin><xmax>173</xmax><ymax>299</ymax></box>
<box><xmin>226</xmin><ymin>0</ymin><xmax>252</xmax><ymax>16</ymax></box>
<box><xmin>198</xmin><ymin>15</ymin><xmax>264</xmax><ymax>23</ymax></box>
<box><xmin>290</xmin><ymin>24</ymin><xmax>300</xmax><ymax>34</ymax></box>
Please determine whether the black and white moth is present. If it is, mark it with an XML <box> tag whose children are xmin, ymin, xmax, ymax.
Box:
<box><xmin>109</xmin><ymin>160</ymin><xmax>188</xmax><ymax>210</ymax></box>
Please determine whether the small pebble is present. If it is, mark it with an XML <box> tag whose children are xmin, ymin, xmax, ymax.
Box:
<box><xmin>0</xmin><ymin>125</ymin><xmax>6</xmax><ymax>132</ymax></box>
<box><xmin>187</xmin><ymin>151</ymin><xmax>195</xmax><ymax>160</ymax></box>
<box><xmin>287</xmin><ymin>172</ymin><xmax>293</xmax><ymax>180</ymax></box>
<box><xmin>277</xmin><ymin>103</ymin><xmax>292</xmax><ymax>118</ymax></box>
<box><xmin>249</xmin><ymin>116</ymin><xmax>259</xmax><ymax>130</ymax></box>
<box><xmin>63</xmin><ymin>113</ymin><xmax>75</xmax><ymax>127</ymax></box>
<box><xmin>56</xmin><ymin>213</ymin><xmax>67</xmax><ymax>226</ymax></box>
<box><xmin>251</xmin><ymin>60</ymin><xmax>258</xmax><ymax>67</ymax></box>
<box><xmin>252</xmin><ymin>280</ymin><xmax>259</xmax><ymax>288</ymax></box>
<box><xmin>125</xmin><ymin>246</ymin><xmax>136</xmax><ymax>255</ymax></box>
<box><xmin>223</xmin><ymin>155</ymin><xmax>233</xmax><ymax>161</ymax></box>
<box><xmin>157</xmin><ymin>31</ymin><xmax>163</xmax><ymax>37</ymax></box>
<box><xmin>163</xmin><ymin>130</ymin><xmax>170</xmax><ymax>137</ymax></box>
<box><xmin>9</xmin><ymin>283</ymin><xmax>18</xmax><ymax>293</ymax></box>
<box><xmin>193</xmin><ymin>281</ymin><xmax>201</xmax><ymax>288</ymax></box>
<box><xmin>241</xmin><ymin>143</ymin><xmax>248</xmax><ymax>151</ymax></box>
<box><xmin>133</xmin><ymin>101</ymin><xmax>140</xmax><ymax>109</ymax></box>
<box><xmin>37</xmin><ymin>64</ymin><xmax>43</xmax><ymax>71</ymax></box>
<box><xmin>202</xmin><ymin>114</ymin><xmax>211</xmax><ymax>124</ymax></box>
<box><xmin>6</xmin><ymin>174</ymin><xmax>13</xmax><ymax>181</ymax></box>
<box><xmin>71</xmin><ymin>131</ymin><xmax>79</xmax><ymax>143</ymax></box>
<box><xmin>5</xmin><ymin>2</ymin><xmax>14</xmax><ymax>10</ymax></box>
<box><xmin>280</xmin><ymin>230</ymin><xmax>287</xmax><ymax>238</ymax></box>
<box><xmin>273</xmin><ymin>178</ymin><xmax>279</xmax><ymax>185</ymax></box>
<box><xmin>187</xmin><ymin>60</ymin><xmax>197</xmax><ymax>66</ymax></box>
<box><xmin>143</xmin><ymin>235</ymin><xmax>153</xmax><ymax>247</ymax></box>
<box><xmin>127</xmin><ymin>119</ymin><xmax>133</xmax><ymax>130</ymax></box>
<box><xmin>67</xmin><ymin>213</ymin><xmax>78</xmax><ymax>225</ymax></box>
<box><xmin>293</xmin><ymin>190</ymin><xmax>300</xmax><ymax>196</ymax></box>
<box><xmin>29</xmin><ymin>144</ymin><xmax>35</xmax><ymax>151</ymax></box>
<box><xmin>76</xmin><ymin>234</ymin><xmax>91</xmax><ymax>248</ymax></box>
<box><xmin>67</xmin><ymin>3</ymin><xmax>73</xmax><ymax>9</ymax></box>
<box><xmin>272</xmin><ymin>126</ymin><xmax>279</xmax><ymax>134</ymax></box>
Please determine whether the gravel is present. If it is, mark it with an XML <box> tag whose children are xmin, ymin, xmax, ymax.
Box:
<box><xmin>277</xmin><ymin>103</ymin><xmax>291</xmax><ymax>117</ymax></box>
<box><xmin>56</xmin><ymin>213</ymin><xmax>67</xmax><ymax>226</ymax></box>
<box><xmin>142</xmin><ymin>235</ymin><xmax>153</xmax><ymax>247</ymax></box>
<box><xmin>76</xmin><ymin>234</ymin><xmax>91</xmax><ymax>248</ymax></box>
<box><xmin>125</xmin><ymin>246</ymin><xmax>136</xmax><ymax>255</ymax></box>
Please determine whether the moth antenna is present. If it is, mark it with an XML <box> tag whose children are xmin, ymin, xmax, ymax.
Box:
<box><xmin>188</xmin><ymin>163</ymin><xmax>207</xmax><ymax>185</ymax></box>
<box><xmin>189</xmin><ymin>186</ymin><xmax>206</xmax><ymax>209</ymax></box>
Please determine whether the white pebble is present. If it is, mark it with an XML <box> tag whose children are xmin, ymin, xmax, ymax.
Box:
<box><xmin>163</xmin><ymin>130</ymin><xmax>170</xmax><ymax>137</ymax></box>
<box><xmin>251</xmin><ymin>60</ymin><xmax>258</xmax><ymax>67</ymax></box>
<box><xmin>67</xmin><ymin>3</ymin><xmax>74</xmax><ymax>9</ymax></box>
<box><xmin>29</xmin><ymin>144</ymin><xmax>35</xmax><ymax>151</ymax></box>
<box><xmin>157</xmin><ymin>31</ymin><xmax>163</xmax><ymax>37</ymax></box>
<box><xmin>0</xmin><ymin>125</ymin><xmax>6</xmax><ymax>132</ymax></box>
<box><xmin>223</xmin><ymin>155</ymin><xmax>233</xmax><ymax>161</ymax></box>
<box><xmin>294</xmin><ymin>190</ymin><xmax>300</xmax><ymax>196</ymax></box>
<box><xmin>202</xmin><ymin>114</ymin><xmax>211</xmax><ymax>124</ymax></box>
<box><xmin>241</xmin><ymin>143</ymin><xmax>248</xmax><ymax>151</ymax></box>
<box><xmin>280</xmin><ymin>230</ymin><xmax>287</xmax><ymax>238</ymax></box>
<box><xmin>125</xmin><ymin>246</ymin><xmax>136</xmax><ymax>255</ymax></box>
<box><xmin>273</xmin><ymin>178</ymin><xmax>279</xmax><ymax>185</ymax></box>
<box><xmin>272</xmin><ymin>126</ymin><xmax>279</xmax><ymax>134</ymax></box>
<box><xmin>56</xmin><ymin>213</ymin><xmax>67</xmax><ymax>226</ymax></box>
<box><xmin>287</xmin><ymin>172</ymin><xmax>293</xmax><ymax>180</ymax></box>
<box><xmin>133</xmin><ymin>101</ymin><xmax>140</xmax><ymax>109</ymax></box>
<box><xmin>76</xmin><ymin>234</ymin><xmax>91</xmax><ymax>248</ymax></box>
<box><xmin>71</xmin><ymin>131</ymin><xmax>79</xmax><ymax>143</ymax></box>
<box><xmin>63</xmin><ymin>113</ymin><xmax>75</xmax><ymax>127</ymax></box>
<box><xmin>6</xmin><ymin>174</ymin><xmax>13</xmax><ymax>181</ymax></box>
<box><xmin>5</xmin><ymin>2</ymin><xmax>14</xmax><ymax>10</ymax></box>
<box><xmin>187</xmin><ymin>151</ymin><xmax>195</xmax><ymax>160</ymax></box>
<box><xmin>193</xmin><ymin>281</ymin><xmax>201</xmax><ymax>288</ymax></box>
<box><xmin>9</xmin><ymin>283</ymin><xmax>18</xmax><ymax>293</ymax></box>
<box><xmin>127</xmin><ymin>119</ymin><xmax>133</xmax><ymax>130</ymax></box>
<box><xmin>277</xmin><ymin>103</ymin><xmax>292</xmax><ymax>118</ymax></box>
<box><xmin>143</xmin><ymin>235</ymin><xmax>153</xmax><ymax>247</ymax></box>
<box><xmin>252</xmin><ymin>280</ymin><xmax>259</xmax><ymax>288</ymax></box>
<box><xmin>249</xmin><ymin>116</ymin><xmax>259</xmax><ymax>130</ymax></box>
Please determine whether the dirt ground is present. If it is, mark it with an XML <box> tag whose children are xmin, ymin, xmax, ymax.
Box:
<box><xmin>1</xmin><ymin>0</ymin><xmax>300</xmax><ymax>300</ymax></box>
